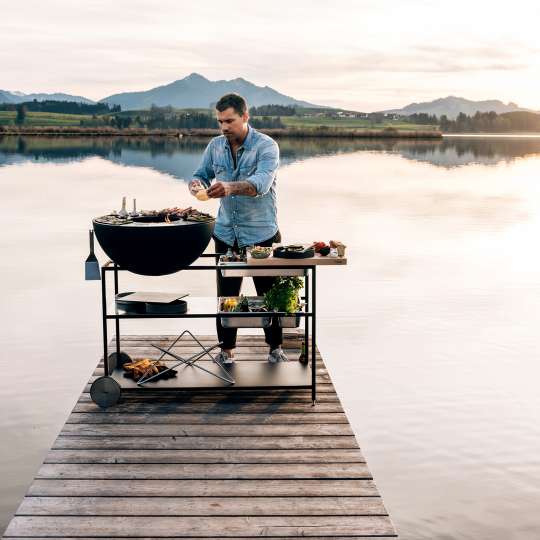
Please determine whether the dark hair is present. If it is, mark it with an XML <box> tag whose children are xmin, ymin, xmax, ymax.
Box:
<box><xmin>215</xmin><ymin>93</ymin><xmax>248</xmax><ymax>116</ymax></box>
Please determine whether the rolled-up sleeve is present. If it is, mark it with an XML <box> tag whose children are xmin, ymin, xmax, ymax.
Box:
<box><xmin>245</xmin><ymin>140</ymin><xmax>279</xmax><ymax>196</ymax></box>
<box><xmin>192</xmin><ymin>141</ymin><xmax>215</xmax><ymax>188</ymax></box>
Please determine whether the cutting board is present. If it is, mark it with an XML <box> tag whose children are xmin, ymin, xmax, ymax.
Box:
<box><xmin>121</xmin><ymin>292</ymin><xmax>189</xmax><ymax>303</ymax></box>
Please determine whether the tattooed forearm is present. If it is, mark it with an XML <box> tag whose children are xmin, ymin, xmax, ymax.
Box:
<box><xmin>229</xmin><ymin>181</ymin><xmax>257</xmax><ymax>197</ymax></box>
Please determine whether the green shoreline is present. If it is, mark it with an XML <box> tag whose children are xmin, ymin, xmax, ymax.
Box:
<box><xmin>0</xmin><ymin>126</ymin><xmax>443</xmax><ymax>139</ymax></box>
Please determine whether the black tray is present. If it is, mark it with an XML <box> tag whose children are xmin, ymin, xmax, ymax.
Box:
<box><xmin>273</xmin><ymin>245</ymin><xmax>315</xmax><ymax>259</ymax></box>
<box><xmin>145</xmin><ymin>299</ymin><xmax>188</xmax><ymax>314</ymax></box>
<box><xmin>115</xmin><ymin>292</ymin><xmax>188</xmax><ymax>314</ymax></box>
<box><xmin>115</xmin><ymin>292</ymin><xmax>146</xmax><ymax>314</ymax></box>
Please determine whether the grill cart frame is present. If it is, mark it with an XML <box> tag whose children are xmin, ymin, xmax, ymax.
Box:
<box><xmin>94</xmin><ymin>254</ymin><xmax>320</xmax><ymax>407</ymax></box>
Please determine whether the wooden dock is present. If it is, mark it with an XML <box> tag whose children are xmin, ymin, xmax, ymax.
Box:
<box><xmin>2</xmin><ymin>333</ymin><xmax>398</xmax><ymax>539</ymax></box>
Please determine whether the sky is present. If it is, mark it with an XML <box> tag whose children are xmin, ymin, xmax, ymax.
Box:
<box><xmin>2</xmin><ymin>0</ymin><xmax>540</xmax><ymax>112</ymax></box>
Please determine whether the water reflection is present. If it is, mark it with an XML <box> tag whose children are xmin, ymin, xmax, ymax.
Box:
<box><xmin>2</xmin><ymin>135</ymin><xmax>540</xmax><ymax>175</ymax></box>
<box><xmin>2</xmin><ymin>133</ymin><xmax>540</xmax><ymax>540</ymax></box>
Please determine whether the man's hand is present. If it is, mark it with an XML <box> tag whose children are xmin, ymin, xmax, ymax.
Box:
<box><xmin>207</xmin><ymin>181</ymin><xmax>233</xmax><ymax>198</ymax></box>
<box><xmin>207</xmin><ymin>181</ymin><xmax>257</xmax><ymax>198</ymax></box>
<box><xmin>188</xmin><ymin>179</ymin><xmax>204</xmax><ymax>197</ymax></box>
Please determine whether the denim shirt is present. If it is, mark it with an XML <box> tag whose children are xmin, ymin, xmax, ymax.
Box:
<box><xmin>192</xmin><ymin>126</ymin><xmax>279</xmax><ymax>247</ymax></box>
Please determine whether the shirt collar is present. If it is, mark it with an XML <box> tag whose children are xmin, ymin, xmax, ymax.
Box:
<box><xmin>242</xmin><ymin>125</ymin><xmax>255</xmax><ymax>150</ymax></box>
<box><xmin>225</xmin><ymin>125</ymin><xmax>254</xmax><ymax>151</ymax></box>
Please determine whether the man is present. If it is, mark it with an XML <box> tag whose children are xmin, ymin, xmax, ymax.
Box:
<box><xmin>189</xmin><ymin>93</ymin><xmax>287</xmax><ymax>365</ymax></box>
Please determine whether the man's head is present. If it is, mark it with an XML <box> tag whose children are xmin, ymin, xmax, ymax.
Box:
<box><xmin>215</xmin><ymin>93</ymin><xmax>249</xmax><ymax>140</ymax></box>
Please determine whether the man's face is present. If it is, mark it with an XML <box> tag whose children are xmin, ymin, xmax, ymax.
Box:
<box><xmin>216</xmin><ymin>107</ymin><xmax>249</xmax><ymax>140</ymax></box>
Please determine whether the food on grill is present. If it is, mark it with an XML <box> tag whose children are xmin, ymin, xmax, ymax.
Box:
<box><xmin>122</xmin><ymin>358</ymin><xmax>177</xmax><ymax>381</ymax></box>
<box><xmin>96</xmin><ymin>206</ymin><xmax>214</xmax><ymax>225</ymax></box>
<box><xmin>94</xmin><ymin>215</ymin><xmax>133</xmax><ymax>225</ymax></box>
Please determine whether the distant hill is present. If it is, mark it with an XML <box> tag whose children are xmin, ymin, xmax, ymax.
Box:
<box><xmin>0</xmin><ymin>90</ymin><xmax>15</xmax><ymax>103</ymax></box>
<box><xmin>382</xmin><ymin>96</ymin><xmax>530</xmax><ymax>119</ymax></box>
<box><xmin>100</xmin><ymin>73</ymin><xmax>321</xmax><ymax>111</ymax></box>
<box><xmin>0</xmin><ymin>89</ymin><xmax>95</xmax><ymax>105</ymax></box>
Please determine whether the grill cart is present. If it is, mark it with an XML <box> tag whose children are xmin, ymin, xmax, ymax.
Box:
<box><xmin>88</xmin><ymin>213</ymin><xmax>346</xmax><ymax>407</ymax></box>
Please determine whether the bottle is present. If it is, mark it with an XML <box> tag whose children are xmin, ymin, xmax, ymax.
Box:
<box><xmin>118</xmin><ymin>196</ymin><xmax>128</xmax><ymax>218</ymax></box>
<box><xmin>129</xmin><ymin>198</ymin><xmax>138</xmax><ymax>217</ymax></box>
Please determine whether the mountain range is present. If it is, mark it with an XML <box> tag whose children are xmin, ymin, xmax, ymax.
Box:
<box><xmin>100</xmin><ymin>73</ymin><xmax>319</xmax><ymax>110</ymax></box>
<box><xmin>381</xmin><ymin>96</ymin><xmax>530</xmax><ymax>119</ymax></box>
<box><xmin>1</xmin><ymin>75</ymin><xmax>534</xmax><ymax>119</ymax></box>
<box><xmin>0</xmin><ymin>89</ymin><xmax>94</xmax><ymax>105</ymax></box>
<box><xmin>0</xmin><ymin>73</ymin><xmax>318</xmax><ymax>111</ymax></box>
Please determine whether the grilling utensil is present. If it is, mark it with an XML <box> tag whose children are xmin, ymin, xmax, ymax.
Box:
<box><xmin>85</xmin><ymin>230</ymin><xmax>101</xmax><ymax>281</ymax></box>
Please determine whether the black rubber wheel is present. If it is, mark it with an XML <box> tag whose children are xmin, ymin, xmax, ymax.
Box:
<box><xmin>108</xmin><ymin>351</ymin><xmax>132</xmax><ymax>368</ymax></box>
<box><xmin>90</xmin><ymin>376</ymin><xmax>121</xmax><ymax>408</ymax></box>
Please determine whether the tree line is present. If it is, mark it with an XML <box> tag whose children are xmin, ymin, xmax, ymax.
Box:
<box><xmin>79</xmin><ymin>105</ymin><xmax>285</xmax><ymax>130</ymax></box>
<box><xmin>437</xmin><ymin>111</ymin><xmax>540</xmax><ymax>132</ymax></box>
<box><xmin>249</xmin><ymin>105</ymin><xmax>296</xmax><ymax>116</ymax></box>
<box><xmin>0</xmin><ymin>100</ymin><xmax>120</xmax><ymax>115</ymax></box>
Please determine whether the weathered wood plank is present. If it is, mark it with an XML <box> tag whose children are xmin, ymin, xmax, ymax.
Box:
<box><xmin>66</xmin><ymin>412</ymin><xmax>349</xmax><ymax>424</ymax></box>
<box><xmin>59</xmin><ymin>423</ymin><xmax>353</xmax><ymax>437</ymax></box>
<box><xmin>44</xmin><ymin>448</ymin><xmax>365</xmax><ymax>464</ymax></box>
<box><xmin>52</xmin><ymin>435</ymin><xmax>359</xmax><ymax>450</ymax></box>
<box><xmin>27</xmin><ymin>478</ymin><xmax>380</xmax><ymax>497</ymax></box>
<box><xmin>16</xmin><ymin>496</ymin><xmax>386</xmax><ymax>516</ymax></box>
<box><xmin>36</xmin><ymin>463</ymin><xmax>371</xmax><ymax>480</ymax></box>
<box><xmin>4</xmin><ymin>515</ymin><xmax>396</xmax><ymax>537</ymax></box>
<box><xmin>72</xmin><ymin>401</ymin><xmax>345</xmax><ymax>413</ymax></box>
<box><xmin>4</xmin><ymin>537</ymin><xmax>395</xmax><ymax>540</ymax></box>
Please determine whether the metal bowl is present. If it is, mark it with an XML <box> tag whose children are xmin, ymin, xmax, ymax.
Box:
<box><xmin>93</xmin><ymin>218</ymin><xmax>214</xmax><ymax>275</ymax></box>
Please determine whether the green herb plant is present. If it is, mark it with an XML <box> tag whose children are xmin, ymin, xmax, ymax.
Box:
<box><xmin>263</xmin><ymin>277</ymin><xmax>303</xmax><ymax>314</ymax></box>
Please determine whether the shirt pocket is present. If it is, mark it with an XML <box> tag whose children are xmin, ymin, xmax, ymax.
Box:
<box><xmin>213</xmin><ymin>162</ymin><xmax>228</xmax><ymax>179</ymax></box>
<box><xmin>239</xmin><ymin>163</ymin><xmax>257</xmax><ymax>177</ymax></box>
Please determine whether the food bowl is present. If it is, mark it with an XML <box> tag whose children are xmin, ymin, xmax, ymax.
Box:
<box><xmin>249</xmin><ymin>246</ymin><xmax>272</xmax><ymax>259</ymax></box>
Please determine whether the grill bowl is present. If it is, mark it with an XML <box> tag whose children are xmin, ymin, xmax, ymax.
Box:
<box><xmin>93</xmin><ymin>218</ymin><xmax>214</xmax><ymax>275</ymax></box>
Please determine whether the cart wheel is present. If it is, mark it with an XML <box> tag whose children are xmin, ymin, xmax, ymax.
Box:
<box><xmin>108</xmin><ymin>351</ymin><xmax>132</xmax><ymax>368</ymax></box>
<box><xmin>90</xmin><ymin>376</ymin><xmax>121</xmax><ymax>408</ymax></box>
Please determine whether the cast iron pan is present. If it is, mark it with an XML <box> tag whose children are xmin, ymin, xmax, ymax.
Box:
<box><xmin>273</xmin><ymin>245</ymin><xmax>315</xmax><ymax>259</ymax></box>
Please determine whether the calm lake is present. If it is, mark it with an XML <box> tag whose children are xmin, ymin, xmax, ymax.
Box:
<box><xmin>2</xmin><ymin>134</ymin><xmax>540</xmax><ymax>539</ymax></box>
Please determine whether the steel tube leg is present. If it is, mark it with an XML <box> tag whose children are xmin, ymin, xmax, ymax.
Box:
<box><xmin>312</xmin><ymin>266</ymin><xmax>316</xmax><ymax>405</ymax></box>
<box><xmin>101</xmin><ymin>267</ymin><xmax>109</xmax><ymax>376</ymax></box>
<box><xmin>114</xmin><ymin>264</ymin><xmax>120</xmax><ymax>359</ymax></box>
<box><xmin>304</xmin><ymin>269</ymin><xmax>309</xmax><ymax>365</ymax></box>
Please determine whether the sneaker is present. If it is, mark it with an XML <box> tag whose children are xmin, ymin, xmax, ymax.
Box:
<box><xmin>268</xmin><ymin>347</ymin><xmax>288</xmax><ymax>363</ymax></box>
<box><xmin>215</xmin><ymin>350</ymin><xmax>234</xmax><ymax>365</ymax></box>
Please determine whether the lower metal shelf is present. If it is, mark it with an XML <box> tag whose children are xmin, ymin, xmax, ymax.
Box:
<box><xmin>110</xmin><ymin>360</ymin><xmax>311</xmax><ymax>391</ymax></box>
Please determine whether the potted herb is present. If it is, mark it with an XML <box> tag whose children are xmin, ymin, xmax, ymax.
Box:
<box><xmin>263</xmin><ymin>277</ymin><xmax>303</xmax><ymax>314</ymax></box>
